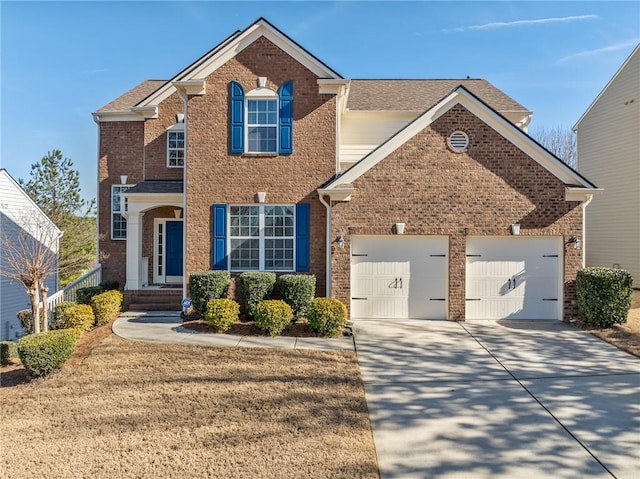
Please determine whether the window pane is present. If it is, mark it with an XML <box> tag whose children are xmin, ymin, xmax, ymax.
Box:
<box><xmin>265</xmin><ymin>238</ymin><xmax>294</xmax><ymax>270</ymax></box>
<box><xmin>248</xmin><ymin>126</ymin><xmax>276</xmax><ymax>153</ymax></box>
<box><xmin>230</xmin><ymin>238</ymin><xmax>259</xmax><ymax>270</ymax></box>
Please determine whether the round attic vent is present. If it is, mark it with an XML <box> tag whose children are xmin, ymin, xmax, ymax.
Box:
<box><xmin>448</xmin><ymin>131</ymin><xmax>469</xmax><ymax>152</ymax></box>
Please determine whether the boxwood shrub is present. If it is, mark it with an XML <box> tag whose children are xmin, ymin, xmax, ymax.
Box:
<box><xmin>17</xmin><ymin>309</ymin><xmax>35</xmax><ymax>335</ymax></box>
<box><xmin>576</xmin><ymin>267</ymin><xmax>633</xmax><ymax>327</ymax></box>
<box><xmin>277</xmin><ymin>274</ymin><xmax>316</xmax><ymax>320</ymax></box>
<box><xmin>91</xmin><ymin>290</ymin><xmax>123</xmax><ymax>326</ymax></box>
<box><xmin>189</xmin><ymin>270</ymin><xmax>231</xmax><ymax>315</ymax></box>
<box><xmin>76</xmin><ymin>286</ymin><xmax>104</xmax><ymax>305</ymax></box>
<box><xmin>239</xmin><ymin>272</ymin><xmax>276</xmax><ymax>317</ymax></box>
<box><xmin>99</xmin><ymin>280</ymin><xmax>120</xmax><ymax>291</ymax></box>
<box><xmin>204</xmin><ymin>298</ymin><xmax>240</xmax><ymax>332</ymax></box>
<box><xmin>306</xmin><ymin>298</ymin><xmax>348</xmax><ymax>337</ymax></box>
<box><xmin>1</xmin><ymin>341</ymin><xmax>18</xmax><ymax>365</ymax></box>
<box><xmin>57</xmin><ymin>304</ymin><xmax>95</xmax><ymax>337</ymax></box>
<box><xmin>51</xmin><ymin>301</ymin><xmax>77</xmax><ymax>330</ymax></box>
<box><xmin>17</xmin><ymin>329</ymin><xmax>77</xmax><ymax>377</ymax></box>
<box><xmin>254</xmin><ymin>300</ymin><xmax>293</xmax><ymax>337</ymax></box>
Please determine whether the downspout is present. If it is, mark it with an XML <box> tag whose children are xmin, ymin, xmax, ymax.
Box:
<box><xmin>177</xmin><ymin>88</ymin><xmax>189</xmax><ymax>300</ymax></box>
<box><xmin>581</xmin><ymin>194</ymin><xmax>594</xmax><ymax>268</ymax></box>
<box><xmin>92</xmin><ymin>113</ymin><xmax>101</xmax><ymax>276</ymax></box>
<box><xmin>318</xmin><ymin>194</ymin><xmax>332</xmax><ymax>297</ymax></box>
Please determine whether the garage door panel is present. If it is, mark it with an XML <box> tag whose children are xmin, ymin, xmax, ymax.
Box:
<box><xmin>466</xmin><ymin>237</ymin><xmax>562</xmax><ymax>320</ymax></box>
<box><xmin>351</xmin><ymin>236</ymin><xmax>448</xmax><ymax>320</ymax></box>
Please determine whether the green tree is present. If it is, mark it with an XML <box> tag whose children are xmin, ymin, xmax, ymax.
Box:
<box><xmin>19</xmin><ymin>150</ymin><xmax>97</xmax><ymax>286</ymax></box>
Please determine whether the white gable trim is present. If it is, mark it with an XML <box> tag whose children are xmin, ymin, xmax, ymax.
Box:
<box><xmin>136</xmin><ymin>18</ymin><xmax>342</xmax><ymax>109</ymax></box>
<box><xmin>325</xmin><ymin>87</ymin><xmax>598</xmax><ymax>192</ymax></box>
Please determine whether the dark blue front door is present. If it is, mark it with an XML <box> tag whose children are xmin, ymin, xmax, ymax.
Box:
<box><xmin>166</xmin><ymin>221</ymin><xmax>183</xmax><ymax>276</ymax></box>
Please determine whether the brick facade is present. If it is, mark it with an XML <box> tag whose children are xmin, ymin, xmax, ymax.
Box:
<box><xmin>330</xmin><ymin>105</ymin><xmax>582</xmax><ymax>320</ymax></box>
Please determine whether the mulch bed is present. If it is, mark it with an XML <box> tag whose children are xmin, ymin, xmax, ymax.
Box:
<box><xmin>181</xmin><ymin>318</ymin><xmax>325</xmax><ymax>337</ymax></box>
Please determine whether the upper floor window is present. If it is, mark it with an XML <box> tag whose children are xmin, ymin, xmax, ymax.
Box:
<box><xmin>229</xmin><ymin>79</ymin><xmax>293</xmax><ymax>155</ymax></box>
<box><xmin>167</xmin><ymin>123</ymin><xmax>185</xmax><ymax>167</ymax></box>
<box><xmin>111</xmin><ymin>185</ymin><xmax>132</xmax><ymax>240</ymax></box>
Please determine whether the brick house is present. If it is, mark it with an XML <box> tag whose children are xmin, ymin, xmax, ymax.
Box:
<box><xmin>93</xmin><ymin>18</ymin><xmax>598</xmax><ymax>320</ymax></box>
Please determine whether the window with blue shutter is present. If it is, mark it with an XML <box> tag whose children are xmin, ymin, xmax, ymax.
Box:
<box><xmin>278</xmin><ymin>81</ymin><xmax>293</xmax><ymax>154</ymax></box>
<box><xmin>229</xmin><ymin>82</ymin><xmax>245</xmax><ymax>154</ymax></box>
<box><xmin>212</xmin><ymin>204</ymin><xmax>228</xmax><ymax>270</ymax></box>
<box><xmin>295</xmin><ymin>203</ymin><xmax>310</xmax><ymax>272</ymax></box>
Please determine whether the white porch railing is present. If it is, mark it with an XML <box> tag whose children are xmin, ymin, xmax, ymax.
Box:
<box><xmin>42</xmin><ymin>265</ymin><xmax>103</xmax><ymax>322</ymax></box>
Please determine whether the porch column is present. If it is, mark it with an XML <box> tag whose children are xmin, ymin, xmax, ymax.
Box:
<box><xmin>124</xmin><ymin>212</ymin><xmax>143</xmax><ymax>290</ymax></box>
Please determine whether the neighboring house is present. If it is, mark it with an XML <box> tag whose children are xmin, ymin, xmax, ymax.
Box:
<box><xmin>0</xmin><ymin>168</ymin><xmax>60</xmax><ymax>340</ymax></box>
<box><xmin>575</xmin><ymin>44</ymin><xmax>640</xmax><ymax>287</ymax></box>
<box><xmin>93</xmin><ymin>18</ymin><xmax>598</xmax><ymax>321</ymax></box>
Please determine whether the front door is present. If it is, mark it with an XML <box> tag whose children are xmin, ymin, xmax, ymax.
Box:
<box><xmin>165</xmin><ymin>221</ymin><xmax>183</xmax><ymax>281</ymax></box>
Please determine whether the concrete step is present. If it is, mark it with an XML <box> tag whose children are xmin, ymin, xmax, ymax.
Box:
<box><xmin>128</xmin><ymin>302</ymin><xmax>182</xmax><ymax>311</ymax></box>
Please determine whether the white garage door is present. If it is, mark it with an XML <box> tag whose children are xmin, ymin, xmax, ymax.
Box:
<box><xmin>351</xmin><ymin>236</ymin><xmax>448</xmax><ymax>319</ymax></box>
<box><xmin>466</xmin><ymin>237</ymin><xmax>562</xmax><ymax>320</ymax></box>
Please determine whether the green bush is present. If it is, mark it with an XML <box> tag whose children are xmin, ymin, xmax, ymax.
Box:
<box><xmin>52</xmin><ymin>301</ymin><xmax>77</xmax><ymax>330</ymax></box>
<box><xmin>576</xmin><ymin>267</ymin><xmax>633</xmax><ymax>327</ymax></box>
<box><xmin>254</xmin><ymin>300</ymin><xmax>293</xmax><ymax>337</ymax></box>
<box><xmin>17</xmin><ymin>309</ymin><xmax>34</xmax><ymax>335</ymax></box>
<box><xmin>306</xmin><ymin>298</ymin><xmax>348</xmax><ymax>337</ymax></box>
<box><xmin>76</xmin><ymin>286</ymin><xmax>104</xmax><ymax>305</ymax></box>
<box><xmin>239</xmin><ymin>272</ymin><xmax>276</xmax><ymax>317</ymax></box>
<box><xmin>91</xmin><ymin>290</ymin><xmax>123</xmax><ymax>326</ymax></box>
<box><xmin>277</xmin><ymin>274</ymin><xmax>316</xmax><ymax>319</ymax></box>
<box><xmin>204</xmin><ymin>298</ymin><xmax>240</xmax><ymax>332</ymax></box>
<box><xmin>1</xmin><ymin>341</ymin><xmax>18</xmax><ymax>365</ymax></box>
<box><xmin>17</xmin><ymin>329</ymin><xmax>77</xmax><ymax>377</ymax></box>
<box><xmin>189</xmin><ymin>270</ymin><xmax>231</xmax><ymax>315</ymax></box>
<box><xmin>99</xmin><ymin>280</ymin><xmax>120</xmax><ymax>291</ymax></box>
<box><xmin>57</xmin><ymin>304</ymin><xmax>94</xmax><ymax>337</ymax></box>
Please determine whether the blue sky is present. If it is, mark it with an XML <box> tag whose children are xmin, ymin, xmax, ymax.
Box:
<box><xmin>1</xmin><ymin>1</ymin><xmax>638</xmax><ymax>203</ymax></box>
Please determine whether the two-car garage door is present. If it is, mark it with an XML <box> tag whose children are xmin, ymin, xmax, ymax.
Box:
<box><xmin>351</xmin><ymin>235</ymin><xmax>562</xmax><ymax>320</ymax></box>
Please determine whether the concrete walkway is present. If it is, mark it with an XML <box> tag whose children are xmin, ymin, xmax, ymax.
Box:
<box><xmin>353</xmin><ymin>319</ymin><xmax>640</xmax><ymax>479</ymax></box>
<box><xmin>112</xmin><ymin>311</ymin><xmax>354</xmax><ymax>351</ymax></box>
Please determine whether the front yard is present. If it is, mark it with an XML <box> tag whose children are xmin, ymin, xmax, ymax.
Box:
<box><xmin>0</xmin><ymin>333</ymin><xmax>378</xmax><ymax>479</ymax></box>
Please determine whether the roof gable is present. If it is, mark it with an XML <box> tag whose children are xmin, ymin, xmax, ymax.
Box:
<box><xmin>323</xmin><ymin>86</ymin><xmax>597</xmax><ymax>193</ymax></box>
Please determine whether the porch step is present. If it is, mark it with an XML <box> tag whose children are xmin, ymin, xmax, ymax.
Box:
<box><xmin>125</xmin><ymin>289</ymin><xmax>183</xmax><ymax>312</ymax></box>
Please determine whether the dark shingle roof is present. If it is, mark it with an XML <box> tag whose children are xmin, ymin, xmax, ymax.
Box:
<box><xmin>126</xmin><ymin>180</ymin><xmax>183</xmax><ymax>194</ymax></box>
<box><xmin>96</xmin><ymin>80</ymin><xmax>167</xmax><ymax>113</ymax></box>
<box><xmin>346</xmin><ymin>79</ymin><xmax>529</xmax><ymax>113</ymax></box>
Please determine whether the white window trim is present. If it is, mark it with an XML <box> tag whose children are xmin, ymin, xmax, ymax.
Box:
<box><xmin>245</xmin><ymin>87</ymin><xmax>279</xmax><ymax>154</ymax></box>
<box><xmin>166</xmin><ymin>123</ymin><xmax>185</xmax><ymax>168</ymax></box>
<box><xmin>228</xmin><ymin>204</ymin><xmax>295</xmax><ymax>272</ymax></box>
<box><xmin>111</xmin><ymin>184</ymin><xmax>133</xmax><ymax>240</ymax></box>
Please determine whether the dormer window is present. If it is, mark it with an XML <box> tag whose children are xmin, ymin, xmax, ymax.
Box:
<box><xmin>229</xmin><ymin>79</ymin><xmax>293</xmax><ymax>155</ymax></box>
<box><xmin>167</xmin><ymin>123</ymin><xmax>185</xmax><ymax>167</ymax></box>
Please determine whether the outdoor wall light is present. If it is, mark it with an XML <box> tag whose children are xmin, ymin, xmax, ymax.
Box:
<box><xmin>120</xmin><ymin>175</ymin><xmax>128</xmax><ymax>185</ymax></box>
<box><xmin>567</xmin><ymin>235</ymin><xmax>581</xmax><ymax>249</ymax></box>
<box><xmin>336</xmin><ymin>235</ymin><xmax>345</xmax><ymax>248</ymax></box>
<box><xmin>511</xmin><ymin>223</ymin><xmax>521</xmax><ymax>235</ymax></box>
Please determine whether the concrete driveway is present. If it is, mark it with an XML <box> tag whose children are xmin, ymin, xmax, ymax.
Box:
<box><xmin>353</xmin><ymin>320</ymin><xmax>640</xmax><ymax>479</ymax></box>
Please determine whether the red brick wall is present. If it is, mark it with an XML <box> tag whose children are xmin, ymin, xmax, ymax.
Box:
<box><xmin>143</xmin><ymin>93</ymin><xmax>184</xmax><ymax>180</ymax></box>
<box><xmin>184</xmin><ymin>36</ymin><xmax>336</xmax><ymax>296</ymax></box>
<box><xmin>330</xmin><ymin>105</ymin><xmax>583</xmax><ymax>320</ymax></box>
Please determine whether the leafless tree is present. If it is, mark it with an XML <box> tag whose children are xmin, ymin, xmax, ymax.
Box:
<box><xmin>1</xmin><ymin>213</ymin><xmax>60</xmax><ymax>334</ymax></box>
<box><xmin>531</xmin><ymin>126</ymin><xmax>577</xmax><ymax>169</ymax></box>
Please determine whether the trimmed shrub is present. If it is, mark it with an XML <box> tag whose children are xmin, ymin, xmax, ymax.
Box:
<box><xmin>204</xmin><ymin>299</ymin><xmax>240</xmax><ymax>332</ymax></box>
<box><xmin>91</xmin><ymin>290</ymin><xmax>123</xmax><ymax>326</ymax></box>
<box><xmin>76</xmin><ymin>286</ymin><xmax>104</xmax><ymax>305</ymax></box>
<box><xmin>17</xmin><ymin>309</ymin><xmax>33</xmax><ymax>335</ymax></box>
<box><xmin>17</xmin><ymin>329</ymin><xmax>77</xmax><ymax>377</ymax></box>
<box><xmin>254</xmin><ymin>300</ymin><xmax>293</xmax><ymax>337</ymax></box>
<box><xmin>57</xmin><ymin>304</ymin><xmax>94</xmax><ymax>336</ymax></box>
<box><xmin>99</xmin><ymin>280</ymin><xmax>120</xmax><ymax>291</ymax></box>
<box><xmin>1</xmin><ymin>341</ymin><xmax>18</xmax><ymax>365</ymax></box>
<box><xmin>277</xmin><ymin>274</ymin><xmax>316</xmax><ymax>319</ymax></box>
<box><xmin>239</xmin><ymin>272</ymin><xmax>276</xmax><ymax>317</ymax></box>
<box><xmin>306</xmin><ymin>298</ymin><xmax>348</xmax><ymax>337</ymax></box>
<box><xmin>52</xmin><ymin>301</ymin><xmax>77</xmax><ymax>330</ymax></box>
<box><xmin>576</xmin><ymin>267</ymin><xmax>633</xmax><ymax>328</ymax></box>
<box><xmin>189</xmin><ymin>270</ymin><xmax>231</xmax><ymax>315</ymax></box>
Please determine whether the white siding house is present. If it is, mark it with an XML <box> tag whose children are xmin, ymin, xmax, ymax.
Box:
<box><xmin>575</xmin><ymin>45</ymin><xmax>640</xmax><ymax>286</ymax></box>
<box><xmin>0</xmin><ymin>168</ymin><xmax>61</xmax><ymax>341</ymax></box>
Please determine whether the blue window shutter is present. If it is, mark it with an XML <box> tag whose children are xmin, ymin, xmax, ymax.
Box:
<box><xmin>229</xmin><ymin>82</ymin><xmax>244</xmax><ymax>154</ymax></box>
<box><xmin>278</xmin><ymin>81</ymin><xmax>293</xmax><ymax>154</ymax></box>
<box><xmin>212</xmin><ymin>204</ymin><xmax>228</xmax><ymax>270</ymax></box>
<box><xmin>295</xmin><ymin>203</ymin><xmax>310</xmax><ymax>272</ymax></box>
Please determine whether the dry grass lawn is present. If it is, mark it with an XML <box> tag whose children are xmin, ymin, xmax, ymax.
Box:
<box><xmin>582</xmin><ymin>290</ymin><xmax>640</xmax><ymax>357</ymax></box>
<box><xmin>0</xmin><ymin>334</ymin><xmax>378</xmax><ymax>479</ymax></box>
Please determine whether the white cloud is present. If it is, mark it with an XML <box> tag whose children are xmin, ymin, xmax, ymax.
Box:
<box><xmin>556</xmin><ymin>40</ymin><xmax>640</xmax><ymax>64</ymax></box>
<box><xmin>441</xmin><ymin>14</ymin><xmax>598</xmax><ymax>33</ymax></box>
